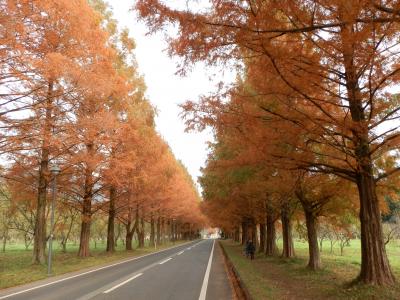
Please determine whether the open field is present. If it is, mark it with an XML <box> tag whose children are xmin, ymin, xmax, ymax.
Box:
<box><xmin>220</xmin><ymin>239</ymin><xmax>400</xmax><ymax>300</ymax></box>
<box><xmin>0</xmin><ymin>240</ymin><xmax>186</xmax><ymax>290</ymax></box>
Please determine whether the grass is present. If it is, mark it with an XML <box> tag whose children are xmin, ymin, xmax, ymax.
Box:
<box><xmin>220</xmin><ymin>239</ymin><xmax>400</xmax><ymax>300</ymax></box>
<box><xmin>221</xmin><ymin>241</ymin><xmax>277</xmax><ymax>300</ymax></box>
<box><xmin>0</xmin><ymin>240</ymin><xmax>186</xmax><ymax>290</ymax></box>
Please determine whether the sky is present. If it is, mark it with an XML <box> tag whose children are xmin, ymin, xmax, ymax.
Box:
<box><xmin>108</xmin><ymin>0</ymin><xmax>233</xmax><ymax>188</ymax></box>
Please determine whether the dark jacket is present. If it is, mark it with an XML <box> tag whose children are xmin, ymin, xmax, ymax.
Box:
<box><xmin>246</xmin><ymin>241</ymin><xmax>255</xmax><ymax>253</ymax></box>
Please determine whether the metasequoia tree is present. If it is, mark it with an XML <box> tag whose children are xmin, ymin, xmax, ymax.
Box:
<box><xmin>1</xmin><ymin>0</ymin><xmax>114</xmax><ymax>264</ymax></box>
<box><xmin>199</xmin><ymin>121</ymin><xmax>279</xmax><ymax>252</ymax></box>
<box><xmin>136</xmin><ymin>0</ymin><xmax>400</xmax><ymax>285</ymax></box>
<box><xmin>1</xmin><ymin>0</ymin><xmax>206</xmax><ymax>260</ymax></box>
<box><xmin>66</xmin><ymin>77</ymin><xmax>131</xmax><ymax>257</ymax></box>
<box><xmin>294</xmin><ymin>172</ymin><xmax>357</xmax><ymax>269</ymax></box>
<box><xmin>87</xmin><ymin>0</ymin><xmax>150</xmax><ymax>253</ymax></box>
<box><xmin>106</xmin><ymin>119</ymin><xmax>204</xmax><ymax>250</ymax></box>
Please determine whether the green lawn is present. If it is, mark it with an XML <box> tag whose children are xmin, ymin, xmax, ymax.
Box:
<box><xmin>220</xmin><ymin>239</ymin><xmax>400</xmax><ymax>300</ymax></box>
<box><xmin>0</xmin><ymin>240</ymin><xmax>186</xmax><ymax>290</ymax></box>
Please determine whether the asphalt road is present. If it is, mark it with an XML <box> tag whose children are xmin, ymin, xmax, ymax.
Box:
<box><xmin>0</xmin><ymin>239</ymin><xmax>233</xmax><ymax>300</ymax></box>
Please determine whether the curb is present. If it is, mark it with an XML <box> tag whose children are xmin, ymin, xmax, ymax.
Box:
<box><xmin>218</xmin><ymin>241</ymin><xmax>253</xmax><ymax>300</ymax></box>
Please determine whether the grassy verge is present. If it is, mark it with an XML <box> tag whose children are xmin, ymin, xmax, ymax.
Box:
<box><xmin>0</xmin><ymin>240</ymin><xmax>187</xmax><ymax>290</ymax></box>
<box><xmin>220</xmin><ymin>239</ymin><xmax>400</xmax><ymax>300</ymax></box>
<box><xmin>220</xmin><ymin>240</ymin><xmax>276</xmax><ymax>300</ymax></box>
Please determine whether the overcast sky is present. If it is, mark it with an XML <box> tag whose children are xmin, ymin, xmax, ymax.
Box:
<box><xmin>108</xmin><ymin>1</ymin><xmax>233</xmax><ymax>188</ymax></box>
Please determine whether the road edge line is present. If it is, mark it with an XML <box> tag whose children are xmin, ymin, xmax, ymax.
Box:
<box><xmin>198</xmin><ymin>239</ymin><xmax>215</xmax><ymax>300</ymax></box>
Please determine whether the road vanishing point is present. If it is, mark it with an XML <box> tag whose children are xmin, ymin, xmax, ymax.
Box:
<box><xmin>0</xmin><ymin>240</ymin><xmax>233</xmax><ymax>300</ymax></box>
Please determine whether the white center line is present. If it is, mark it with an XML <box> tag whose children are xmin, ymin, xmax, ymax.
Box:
<box><xmin>103</xmin><ymin>273</ymin><xmax>143</xmax><ymax>294</ymax></box>
<box><xmin>159</xmin><ymin>257</ymin><xmax>172</xmax><ymax>265</ymax></box>
<box><xmin>177</xmin><ymin>251</ymin><xmax>184</xmax><ymax>255</ymax></box>
<box><xmin>198</xmin><ymin>240</ymin><xmax>215</xmax><ymax>300</ymax></box>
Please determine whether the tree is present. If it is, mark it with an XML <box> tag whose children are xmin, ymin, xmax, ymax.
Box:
<box><xmin>136</xmin><ymin>0</ymin><xmax>400</xmax><ymax>285</ymax></box>
<box><xmin>295</xmin><ymin>172</ymin><xmax>357</xmax><ymax>269</ymax></box>
<box><xmin>1</xmin><ymin>0</ymin><xmax>205</xmax><ymax>264</ymax></box>
<box><xmin>2</xmin><ymin>0</ymin><xmax>117</xmax><ymax>263</ymax></box>
<box><xmin>0</xmin><ymin>184</ymin><xmax>12</xmax><ymax>252</ymax></box>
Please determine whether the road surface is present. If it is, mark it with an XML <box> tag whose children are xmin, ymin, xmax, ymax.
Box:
<box><xmin>0</xmin><ymin>239</ymin><xmax>233</xmax><ymax>300</ymax></box>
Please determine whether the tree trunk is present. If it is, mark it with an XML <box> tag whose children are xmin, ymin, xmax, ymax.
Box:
<box><xmin>241</xmin><ymin>220</ymin><xmax>248</xmax><ymax>245</ymax></box>
<box><xmin>137</xmin><ymin>216</ymin><xmax>145</xmax><ymax>248</ymax></box>
<box><xmin>266</xmin><ymin>211</ymin><xmax>277</xmax><ymax>256</ymax></box>
<box><xmin>172</xmin><ymin>221</ymin><xmax>178</xmax><ymax>242</ymax></box>
<box><xmin>281</xmin><ymin>206</ymin><xmax>295</xmax><ymax>258</ymax></box>
<box><xmin>176</xmin><ymin>222</ymin><xmax>180</xmax><ymax>240</ymax></box>
<box><xmin>125</xmin><ymin>228</ymin><xmax>134</xmax><ymax>250</ymax></box>
<box><xmin>304</xmin><ymin>210</ymin><xmax>321</xmax><ymax>270</ymax></box>
<box><xmin>115</xmin><ymin>222</ymin><xmax>122</xmax><ymax>247</ymax></box>
<box><xmin>161</xmin><ymin>218</ymin><xmax>165</xmax><ymax>244</ymax></box>
<box><xmin>150</xmin><ymin>214</ymin><xmax>155</xmax><ymax>247</ymax></box>
<box><xmin>259</xmin><ymin>223</ymin><xmax>265</xmax><ymax>253</ymax></box>
<box><xmin>170</xmin><ymin>219</ymin><xmax>174</xmax><ymax>242</ymax></box>
<box><xmin>190</xmin><ymin>224</ymin><xmax>194</xmax><ymax>240</ymax></box>
<box><xmin>78</xmin><ymin>146</ymin><xmax>93</xmax><ymax>258</ymax></box>
<box><xmin>2</xmin><ymin>230</ymin><xmax>7</xmax><ymax>252</ymax></box>
<box><xmin>24</xmin><ymin>233</ymin><xmax>31</xmax><ymax>250</ymax></box>
<box><xmin>78</xmin><ymin>210</ymin><xmax>91</xmax><ymax>257</ymax></box>
<box><xmin>61</xmin><ymin>214</ymin><xmax>74</xmax><ymax>253</ymax></box>
<box><xmin>234</xmin><ymin>227</ymin><xmax>240</xmax><ymax>242</ymax></box>
<box><xmin>33</xmin><ymin>164</ymin><xmax>47</xmax><ymax>262</ymax></box>
<box><xmin>251</xmin><ymin>221</ymin><xmax>258</xmax><ymax>251</ymax></box>
<box><xmin>33</xmin><ymin>81</ymin><xmax>54</xmax><ymax>264</ymax></box>
<box><xmin>341</xmin><ymin>23</ymin><xmax>394</xmax><ymax>285</ymax></box>
<box><xmin>61</xmin><ymin>239</ymin><xmax>67</xmax><ymax>253</ymax></box>
<box><xmin>156</xmin><ymin>216</ymin><xmax>161</xmax><ymax>245</ymax></box>
<box><xmin>357</xmin><ymin>173</ymin><xmax>395</xmax><ymax>284</ymax></box>
<box><xmin>106</xmin><ymin>186</ymin><xmax>116</xmax><ymax>252</ymax></box>
<box><xmin>166</xmin><ymin>220</ymin><xmax>170</xmax><ymax>241</ymax></box>
<box><xmin>125</xmin><ymin>210</ymin><xmax>138</xmax><ymax>251</ymax></box>
<box><xmin>174</xmin><ymin>221</ymin><xmax>178</xmax><ymax>241</ymax></box>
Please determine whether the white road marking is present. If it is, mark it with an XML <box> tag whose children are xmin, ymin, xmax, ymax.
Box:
<box><xmin>77</xmin><ymin>247</ymin><xmax>199</xmax><ymax>300</ymax></box>
<box><xmin>159</xmin><ymin>257</ymin><xmax>172</xmax><ymax>265</ymax></box>
<box><xmin>0</xmin><ymin>241</ymin><xmax>198</xmax><ymax>300</ymax></box>
<box><xmin>103</xmin><ymin>273</ymin><xmax>143</xmax><ymax>294</ymax></box>
<box><xmin>177</xmin><ymin>251</ymin><xmax>184</xmax><ymax>255</ymax></box>
<box><xmin>198</xmin><ymin>240</ymin><xmax>215</xmax><ymax>300</ymax></box>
